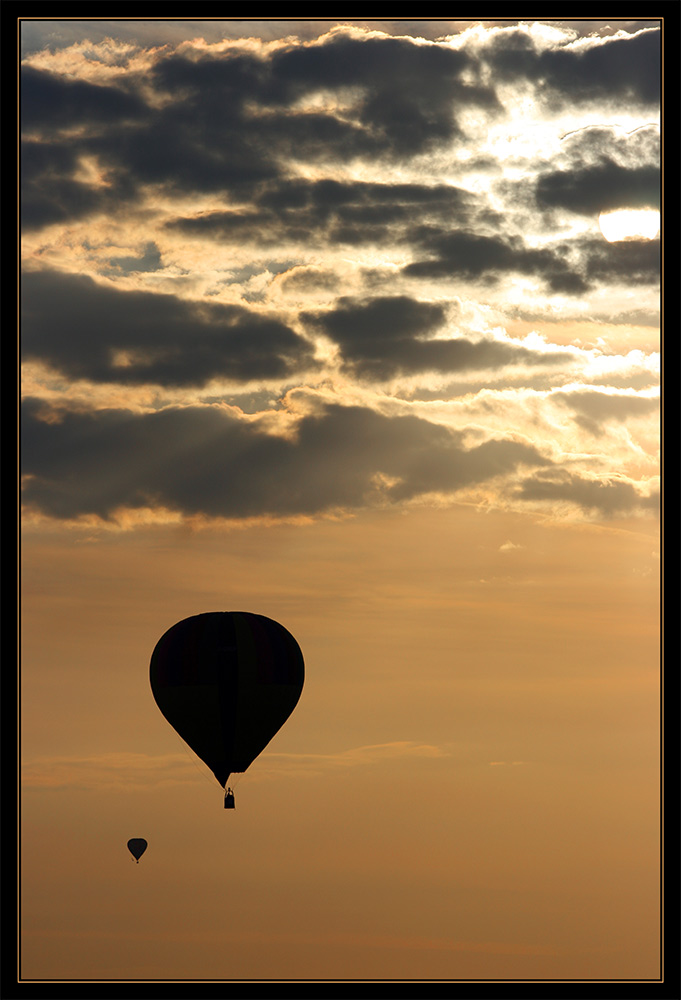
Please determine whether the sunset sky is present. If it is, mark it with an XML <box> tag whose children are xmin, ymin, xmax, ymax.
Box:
<box><xmin>20</xmin><ymin>17</ymin><xmax>661</xmax><ymax>984</ymax></box>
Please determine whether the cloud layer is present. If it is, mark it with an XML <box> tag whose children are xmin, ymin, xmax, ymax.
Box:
<box><xmin>22</xmin><ymin>397</ymin><xmax>550</xmax><ymax>520</ymax></box>
<box><xmin>21</xmin><ymin>21</ymin><xmax>660</xmax><ymax>526</ymax></box>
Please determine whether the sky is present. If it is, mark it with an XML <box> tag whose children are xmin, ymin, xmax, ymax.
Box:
<box><xmin>19</xmin><ymin>16</ymin><xmax>661</xmax><ymax>985</ymax></box>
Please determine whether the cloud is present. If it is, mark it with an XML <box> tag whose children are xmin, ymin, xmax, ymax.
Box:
<box><xmin>262</xmin><ymin>741</ymin><xmax>450</xmax><ymax>777</ymax></box>
<box><xmin>22</xmin><ymin>742</ymin><xmax>448</xmax><ymax>788</ymax></box>
<box><xmin>558</xmin><ymin>122</ymin><xmax>660</xmax><ymax>165</ymax></box>
<box><xmin>20</xmin><ymin>26</ymin><xmax>660</xmax><ymax>242</ymax></box>
<box><xmin>168</xmin><ymin>178</ymin><xmax>477</xmax><ymax>251</ymax></box>
<box><xmin>580</xmin><ymin>237</ymin><xmax>660</xmax><ymax>285</ymax></box>
<box><xmin>21</xmin><ymin>65</ymin><xmax>148</xmax><ymax>131</ymax></box>
<box><xmin>104</xmin><ymin>241</ymin><xmax>163</xmax><ymax>275</ymax></box>
<box><xmin>20</xmin><ymin>32</ymin><xmax>500</xmax><ymax>236</ymax></box>
<box><xmin>499</xmin><ymin>541</ymin><xmax>523</xmax><ymax>552</ymax></box>
<box><xmin>266</xmin><ymin>31</ymin><xmax>499</xmax><ymax>155</ymax></box>
<box><xmin>21</xmin><ymin>397</ymin><xmax>549</xmax><ymax>522</ymax></box>
<box><xmin>21</xmin><ymin>137</ymin><xmax>137</xmax><ymax>231</ymax></box>
<box><xmin>277</xmin><ymin>266</ymin><xmax>341</xmax><ymax>294</ymax></box>
<box><xmin>402</xmin><ymin>230</ymin><xmax>590</xmax><ymax>294</ymax></box>
<box><xmin>22</xmin><ymin>752</ymin><xmax>203</xmax><ymax>790</ymax></box>
<box><xmin>516</xmin><ymin>471</ymin><xmax>658</xmax><ymax>517</ymax></box>
<box><xmin>552</xmin><ymin>388</ymin><xmax>659</xmax><ymax>434</ymax></box>
<box><xmin>21</xmin><ymin>269</ymin><xmax>318</xmax><ymax>387</ymax></box>
<box><xmin>536</xmin><ymin>160</ymin><xmax>660</xmax><ymax>215</ymax></box>
<box><xmin>483</xmin><ymin>26</ymin><xmax>660</xmax><ymax>108</ymax></box>
<box><xmin>19</xmin><ymin>24</ymin><xmax>660</xmax><ymax>530</ymax></box>
<box><xmin>304</xmin><ymin>295</ymin><xmax>577</xmax><ymax>379</ymax></box>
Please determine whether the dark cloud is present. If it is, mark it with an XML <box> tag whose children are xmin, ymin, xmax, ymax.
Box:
<box><xmin>269</xmin><ymin>33</ymin><xmax>498</xmax><ymax>155</ymax></box>
<box><xmin>20</xmin><ymin>67</ymin><xmax>148</xmax><ymax>230</ymax></box>
<box><xmin>308</xmin><ymin>295</ymin><xmax>447</xmax><ymax>342</ymax></box>
<box><xmin>542</xmin><ymin>29</ymin><xmax>660</xmax><ymax>106</ymax></box>
<box><xmin>304</xmin><ymin>296</ymin><xmax>576</xmax><ymax>379</ymax></box>
<box><xmin>21</xmin><ymin>138</ymin><xmax>137</xmax><ymax>232</ymax></box>
<box><xmin>558</xmin><ymin>124</ymin><xmax>659</xmax><ymax>167</ymax></box>
<box><xmin>99</xmin><ymin>39</ymin><xmax>478</xmax><ymax>201</ymax></box>
<box><xmin>403</xmin><ymin>230</ymin><xmax>589</xmax><ymax>294</ymax></box>
<box><xmin>278</xmin><ymin>267</ymin><xmax>341</xmax><ymax>294</ymax></box>
<box><xmin>88</xmin><ymin>114</ymin><xmax>279</xmax><ymax>199</ymax></box>
<box><xmin>19</xmin><ymin>24</ymin><xmax>661</xmax><ymax>530</ymax></box>
<box><xmin>21</xmin><ymin>66</ymin><xmax>148</xmax><ymax>132</ymax></box>
<box><xmin>536</xmin><ymin>160</ymin><xmax>660</xmax><ymax>215</ymax></box>
<box><xmin>168</xmin><ymin>209</ymin><xmax>272</xmax><ymax>241</ymax></box>
<box><xmin>20</xmin><ymin>57</ymin><xmax>272</xmax><ymax>228</ymax></box>
<box><xmin>260</xmin><ymin>178</ymin><xmax>473</xmax><ymax>216</ymax></box>
<box><xmin>150</xmin><ymin>50</ymin><xmax>268</xmax><ymax>100</ymax></box>
<box><xmin>516</xmin><ymin>471</ymin><xmax>658</xmax><ymax>516</ymax></box>
<box><xmin>581</xmin><ymin>237</ymin><xmax>660</xmax><ymax>285</ymax></box>
<box><xmin>21</xmin><ymin>270</ymin><xmax>317</xmax><ymax>387</ymax></box>
<box><xmin>270</xmin><ymin>31</ymin><xmax>471</xmax><ymax>93</ymax></box>
<box><xmin>21</xmin><ymin>398</ymin><xmax>548</xmax><ymax>521</ymax></box>
<box><xmin>553</xmin><ymin>390</ymin><xmax>659</xmax><ymax>434</ymax></box>
<box><xmin>168</xmin><ymin>179</ymin><xmax>475</xmax><ymax>249</ymax></box>
<box><xmin>485</xmin><ymin>27</ymin><xmax>660</xmax><ymax>107</ymax></box>
<box><xmin>20</xmin><ymin>28</ymin><xmax>660</xmax><ymax>240</ymax></box>
<box><xmin>104</xmin><ymin>242</ymin><xmax>163</xmax><ymax>274</ymax></box>
<box><xmin>110</xmin><ymin>52</ymin><xmax>286</xmax><ymax>193</ymax></box>
<box><xmin>20</xmin><ymin>34</ymin><xmax>499</xmax><ymax>232</ymax></box>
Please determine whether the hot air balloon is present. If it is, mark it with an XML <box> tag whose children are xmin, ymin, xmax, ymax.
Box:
<box><xmin>150</xmin><ymin>612</ymin><xmax>304</xmax><ymax>808</ymax></box>
<box><xmin>128</xmin><ymin>838</ymin><xmax>147</xmax><ymax>863</ymax></box>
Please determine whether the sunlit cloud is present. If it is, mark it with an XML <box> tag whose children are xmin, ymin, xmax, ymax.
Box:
<box><xmin>21</xmin><ymin>22</ymin><xmax>659</xmax><ymax>531</ymax></box>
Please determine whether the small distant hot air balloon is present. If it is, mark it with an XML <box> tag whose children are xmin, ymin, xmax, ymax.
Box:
<box><xmin>127</xmin><ymin>838</ymin><xmax>147</xmax><ymax>863</ymax></box>
<box><xmin>150</xmin><ymin>612</ymin><xmax>304</xmax><ymax>808</ymax></box>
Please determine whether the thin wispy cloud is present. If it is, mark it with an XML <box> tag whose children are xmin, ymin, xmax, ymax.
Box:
<box><xmin>21</xmin><ymin>752</ymin><xmax>205</xmax><ymax>789</ymax></box>
<box><xmin>22</xmin><ymin>742</ymin><xmax>450</xmax><ymax>788</ymax></box>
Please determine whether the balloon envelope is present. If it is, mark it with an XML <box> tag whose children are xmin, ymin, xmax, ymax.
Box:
<box><xmin>127</xmin><ymin>838</ymin><xmax>147</xmax><ymax>861</ymax></box>
<box><xmin>149</xmin><ymin>612</ymin><xmax>304</xmax><ymax>788</ymax></box>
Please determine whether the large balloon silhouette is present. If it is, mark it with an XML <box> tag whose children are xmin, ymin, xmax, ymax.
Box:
<box><xmin>150</xmin><ymin>612</ymin><xmax>304</xmax><ymax>797</ymax></box>
<box><xmin>127</xmin><ymin>838</ymin><xmax>147</xmax><ymax>863</ymax></box>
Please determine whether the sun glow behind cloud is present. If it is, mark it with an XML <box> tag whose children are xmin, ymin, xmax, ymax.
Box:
<box><xmin>598</xmin><ymin>208</ymin><xmax>660</xmax><ymax>242</ymax></box>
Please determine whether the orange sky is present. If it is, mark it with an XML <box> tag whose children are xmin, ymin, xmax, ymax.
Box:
<box><xmin>21</xmin><ymin>504</ymin><xmax>660</xmax><ymax>981</ymax></box>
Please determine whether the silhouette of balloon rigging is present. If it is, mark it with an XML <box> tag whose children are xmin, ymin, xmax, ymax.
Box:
<box><xmin>127</xmin><ymin>838</ymin><xmax>147</xmax><ymax>862</ymax></box>
<box><xmin>150</xmin><ymin>612</ymin><xmax>304</xmax><ymax>806</ymax></box>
